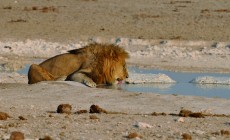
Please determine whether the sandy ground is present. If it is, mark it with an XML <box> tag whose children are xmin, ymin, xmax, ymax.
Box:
<box><xmin>0</xmin><ymin>0</ymin><xmax>230</xmax><ymax>139</ymax></box>
<box><xmin>1</xmin><ymin>0</ymin><xmax>230</xmax><ymax>42</ymax></box>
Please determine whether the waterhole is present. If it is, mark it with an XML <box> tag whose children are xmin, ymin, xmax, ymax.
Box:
<box><xmin>121</xmin><ymin>67</ymin><xmax>230</xmax><ymax>99</ymax></box>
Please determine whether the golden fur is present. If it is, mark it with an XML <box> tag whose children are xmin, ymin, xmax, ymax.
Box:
<box><xmin>28</xmin><ymin>43</ymin><xmax>129</xmax><ymax>87</ymax></box>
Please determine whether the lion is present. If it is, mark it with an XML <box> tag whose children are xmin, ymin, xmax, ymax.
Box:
<box><xmin>28</xmin><ymin>43</ymin><xmax>129</xmax><ymax>87</ymax></box>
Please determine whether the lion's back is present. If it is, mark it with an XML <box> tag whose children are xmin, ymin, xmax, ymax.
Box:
<box><xmin>39</xmin><ymin>53</ymin><xmax>84</xmax><ymax>77</ymax></box>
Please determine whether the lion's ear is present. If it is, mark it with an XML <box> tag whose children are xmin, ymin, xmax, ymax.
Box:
<box><xmin>68</xmin><ymin>48</ymin><xmax>85</xmax><ymax>54</ymax></box>
<box><xmin>116</xmin><ymin>47</ymin><xmax>129</xmax><ymax>59</ymax></box>
<box><xmin>123</xmin><ymin>51</ymin><xmax>130</xmax><ymax>59</ymax></box>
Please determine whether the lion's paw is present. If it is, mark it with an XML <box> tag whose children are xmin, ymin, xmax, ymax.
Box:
<box><xmin>55</xmin><ymin>76</ymin><xmax>67</xmax><ymax>81</ymax></box>
<box><xmin>83</xmin><ymin>80</ymin><xmax>96</xmax><ymax>88</ymax></box>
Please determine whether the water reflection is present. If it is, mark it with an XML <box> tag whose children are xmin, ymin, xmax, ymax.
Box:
<box><xmin>194</xmin><ymin>83</ymin><xmax>230</xmax><ymax>90</ymax></box>
<box><xmin>124</xmin><ymin>83</ymin><xmax>175</xmax><ymax>90</ymax></box>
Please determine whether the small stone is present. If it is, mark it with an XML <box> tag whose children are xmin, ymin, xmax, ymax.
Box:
<box><xmin>89</xmin><ymin>105</ymin><xmax>107</xmax><ymax>114</ymax></box>
<box><xmin>0</xmin><ymin>112</ymin><xmax>10</xmax><ymax>120</ymax></box>
<box><xmin>18</xmin><ymin>116</ymin><xmax>27</xmax><ymax>120</ymax></box>
<box><xmin>57</xmin><ymin>104</ymin><xmax>72</xmax><ymax>114</ymax></box>
<box><xmin>220</xmin><ymin>130</ymin><xmax>230</xmax><ymax>136</ymax></box>
<box><xmin>176</xmin><ymin>117</ymin><xmax>185</xmax><ymax>123</ymax></box>
<box><xmin>8</xmin><ymin>123</ymin><xmax>15</xmax><ymax>127</ymax></box>
<box><xmin>39</xmin><ymin>136</ymin><xmax>53</xmax><ymax>140</ymax></box>
<box><xmin>179</xmin><ymin>109</ymin><xmax>192</xmax><ymax>117</ymax></box>
<box><xmin>134</xmin><ymin>122</ymin><xmax>153</xmax><ymax>128</ymax></box>
<box><xmin>182</xmin><ymin>133</ymin><xmax>192</xmax><ymax>140</ymax></box>
<box><xmin>127</xmin><ymin>132</ymin><xmax>142</xmax><ymax>139</ymax></box>
<box><xmin>10</xmin><ymin>131</ymin><xmax>24</xmax><ymax>140</ymax></box>
<box><xmin>160</xmin><ymin>40</ymin><xmax>168</xmax><ymax>44</ymax></box>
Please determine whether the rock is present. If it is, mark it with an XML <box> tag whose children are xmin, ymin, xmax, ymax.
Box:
<box><xmin>89</xmin><ymin>105</ymin><xmax>107</xmax><ymax>114</ymax></box>
<box><xmin>182</xmin><ymin>133</ymin><xmax>192</xmax><ymax>140</ymax></box>
<box><xmin>220</xmin><ymin>129</ymin><xmax>230</xmax><ymax>136</ymax></box>
<box><xmin>134</xmin><ymin>122</ymin><xmax>153</xmax><ymax>128</ymax></box>
<box><xmin>10</xmin><ymin>131</ymin><xmax>24</xmax><ymax>140</ymax></box>
<box><xmin>176</xmin><ymin>117</ymin><xmax>185</xmax><ymax>123</ymax></box>
<box><xmin>18</xmin><ymin>116</ymin><xmax>27</xmax><ymax>120</ymax></box>
<box><xmin>127</xmin><ymin>132</ymin><xmax>142</xmax><ymax>139</ymax></box>
<box><xmin>179</xmin><ymin>109</ymin><xmax>192</xmax><ymax>117</ymax></box>
<box><xmin>0</xmin><ymin>112</ymin><xmax>10</xmax><ymax>120</ymax></box>
<box><xmin>126</xmin><ymin>73</ymin><xmax>176</xmax><ymax>84</ymax></box>
<box><xmin>39</xmin><ymin>136</ymin><xmax>53</xmax><ymax>140</ymax></box>
<box><xmin>57</xmin><ymin>104</ymin><xmax>72</xmax><ymax>114</ymax></box>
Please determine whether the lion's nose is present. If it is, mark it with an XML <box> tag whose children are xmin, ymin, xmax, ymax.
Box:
<box><xmin>117</xmin><ymin>78</ymin><xmax>122</xmax><ymax>81</ymax></box>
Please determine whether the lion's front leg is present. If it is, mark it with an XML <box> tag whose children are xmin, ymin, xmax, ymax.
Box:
<box><xmin>68</xmin><ymin>72</ymin><xmax>96</xmax><ymax>87</ymax></box>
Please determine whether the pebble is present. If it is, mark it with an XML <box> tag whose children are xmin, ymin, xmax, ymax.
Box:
<box><xmin>0</xmin><ymin>112</ymin><xmax>10</xmax><ymax>120</ymax></box>
<box><xmin>57</xmin><ymin>104</ymin><xmax>72</xmax><ymax>114</ymax></box>
<box><xmin>134</xmin><ymin>122</ymin><xmax>153</xmax><ymax>128</ymax></box>
<box><xmin>10</xmin><ymin>131</ymin><xmax>24</xmax><ymax>140</ymax></box>
<box><xmin>193</xmin><ymin>130</ymin><xmax>205</xmax><ymax>135</ymax></box>
<box><xmin>177</xmin><ymin>117</ymin><xmax>185</xmax><ymax>122</ymax></box>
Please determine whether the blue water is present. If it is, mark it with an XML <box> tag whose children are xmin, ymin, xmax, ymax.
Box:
<box><xmin>18</xmin><ymin>64</ymin><xmax>31</xmax><ymax>75</ymax></box>
<box><xmin>119</xmin><ymin>67</ymin><xmax>230</xmax><ymax>99</ymax></box>
<box><xmin>18</xmin><ymin>65</ymin><xmax>230</xmax><ymax>99</ymax></box>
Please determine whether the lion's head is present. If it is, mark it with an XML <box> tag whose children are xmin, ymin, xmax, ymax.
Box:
<box><xmin>69</xmin><ymin>43</ymin><xmax>129</xmax><ymax>85</ymax></box>
<box><xmin>99</xmin><ymin>57</ymin><xmax>129</xmax><ymax>85</ymax></box>
<box><xmin>111</xmin><ymin>60</ymin><xmax>129</xmax><ymax>84</ymax></box>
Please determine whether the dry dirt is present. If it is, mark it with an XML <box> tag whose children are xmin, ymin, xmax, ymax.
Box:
<box><xmin>0</xmin><ymin>0</ymin><xmax>230</xmax><ymax>139</ymax></box>
<box><xmin>0</xmin><ymin>0</ymin><xmax>230</xmax><ymax>42</ymax></box>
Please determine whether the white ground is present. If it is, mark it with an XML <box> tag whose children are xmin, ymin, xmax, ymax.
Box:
<box><xmin>1</xmin><ymin>38</ymin><xmax>230</xmax><ymax>83</ymax></box>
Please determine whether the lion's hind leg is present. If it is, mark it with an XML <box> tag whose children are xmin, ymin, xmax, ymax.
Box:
<box><xmin>28</xmin><ymin>64</ymin><xmax>55</xmax><ymax>84</ymax></box>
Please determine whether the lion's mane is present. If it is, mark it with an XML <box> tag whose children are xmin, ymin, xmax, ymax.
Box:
<box><xmin>68</xmin><ymin>43</ymin><xmax>129</xmax><ymax>84</ymax></box>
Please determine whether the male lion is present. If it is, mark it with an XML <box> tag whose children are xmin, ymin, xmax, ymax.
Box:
<box><xmin>28</xmin><ymin>43</ymin><xmax>129</xmax><ymax>87</ymax></box>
